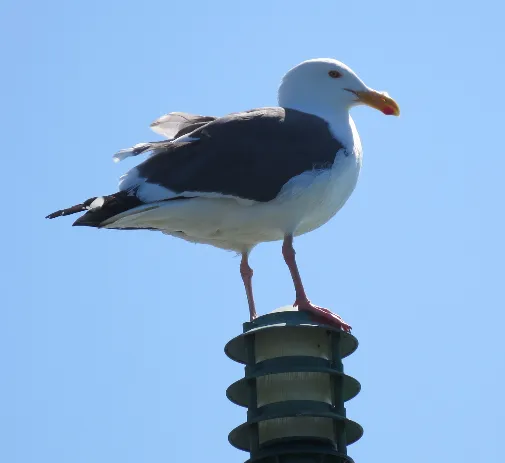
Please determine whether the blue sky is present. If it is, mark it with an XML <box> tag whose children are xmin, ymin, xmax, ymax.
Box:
<box><xmin>2</xmin><ymin>0</ymin><xmax>504</xmax><ymax>461</ymax></box>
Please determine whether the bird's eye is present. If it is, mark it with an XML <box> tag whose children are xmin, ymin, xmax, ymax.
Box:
<box><xmin>328</xmin><ymin>70</ymin><xmax>342</xmax><ymax>78</ymax></box>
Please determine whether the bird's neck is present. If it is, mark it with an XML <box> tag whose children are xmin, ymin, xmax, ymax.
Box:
<box><xmin>325</xmin><ymin>110</ymin><xmax>357</xmax><ymax>150</ymax></box>
<box><xmin>281</xmin><ymin>99</ymin><xmax>357</xmax><ymax>150</ymax></box>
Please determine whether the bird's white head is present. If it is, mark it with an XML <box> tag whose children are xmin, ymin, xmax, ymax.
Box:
<box><xmin>278</xmin><ymin>58</ymin><xmax>400</xmax><ymax>117</ymax></box>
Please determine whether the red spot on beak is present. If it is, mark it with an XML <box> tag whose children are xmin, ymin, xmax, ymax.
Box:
<box><xmin>382</xmin><ymin>106</ymin><xmax>395</xmax><ymax>115</ymax></box>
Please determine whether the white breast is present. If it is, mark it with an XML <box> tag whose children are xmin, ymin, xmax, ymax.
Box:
<box><xmin>294</xmin><ymin>116</ymin><xmax>362</xmax><ymax>235</ymax></box>
<box><xmin>293</xmin><ymin>152</ymin><xmax>360</xmax><ymax>236</ymax></box>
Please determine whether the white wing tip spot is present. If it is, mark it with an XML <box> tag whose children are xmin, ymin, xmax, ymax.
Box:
<box><xmin>89</xmin><ymin>197</ymin><xmax>105</xmax><ymax>209</ymax></box>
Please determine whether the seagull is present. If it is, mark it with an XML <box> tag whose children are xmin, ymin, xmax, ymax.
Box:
<box><xmin>46</xmin><ymin>58</ymin><xmax>399</xmax><ymax>332</ymax></box>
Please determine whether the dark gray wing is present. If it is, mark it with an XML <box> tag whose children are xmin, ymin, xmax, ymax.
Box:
<box><xmin>131</xmin><ymin>107</ymin><xmax>345</xmax><ymax>203</ymax></box>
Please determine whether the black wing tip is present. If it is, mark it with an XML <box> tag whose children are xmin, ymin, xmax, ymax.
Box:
<box><xmin>45</xmin><ymin>210</ymin><xmax>101</xmax><ymax>227</ymax></box>
<box><xmin>72</xmin><ymin>215</ymin><xmax>101</xmax><ymax>228</ymax></box>
<box><xmin>46</xmin><ymin>192</ymin><xmax>144</xmax><ymax>228</ymax></box>
<box><xmin>45</xmin><ymin>208</ymin><xmax>81</xmax><ymax>219</ymax></box>
<box><xmin>45</xmin><ymin>203</ymin><xmax>89</xmax><ymax>220</ymax></box>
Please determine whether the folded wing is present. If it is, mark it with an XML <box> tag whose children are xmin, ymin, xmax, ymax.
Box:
<box><xmin>121</xmin><ymin>107</ymin><xmax>344</xmax><ymax>203</ymax></box>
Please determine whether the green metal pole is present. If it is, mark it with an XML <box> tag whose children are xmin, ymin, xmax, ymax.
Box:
<box><xmin>226</xmin><ymin>306</ymin><xmax>362</xmax><ymax>463</ymax></box>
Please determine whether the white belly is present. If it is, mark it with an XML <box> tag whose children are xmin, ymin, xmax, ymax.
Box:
<box><xmin>105</xmin><ymin>150</ymin><xmax>361</xmax><ymax>252</ymax></box>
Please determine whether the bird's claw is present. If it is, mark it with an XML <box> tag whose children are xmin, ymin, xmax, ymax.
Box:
<box><xmin>294</xmin><ymin>299</ymin><xmax>352</xmax><ymax>332</ymax></box>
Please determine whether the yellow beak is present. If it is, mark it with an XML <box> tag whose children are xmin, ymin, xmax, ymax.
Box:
<box><xmin>347</xmin><ymin>89</ymin><xmax>400</xmax><ymax>116</ymax></box>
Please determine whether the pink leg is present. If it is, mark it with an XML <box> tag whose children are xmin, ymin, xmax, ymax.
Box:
<box><xmin>282</xmin><ymin>235</ymin><xmax>351</xmax><ymax>332</ymax></box>
<box><xmin>240</xmin><ymin>253</ymin><xmax>257</xmax><ymax>322</ymax></box>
